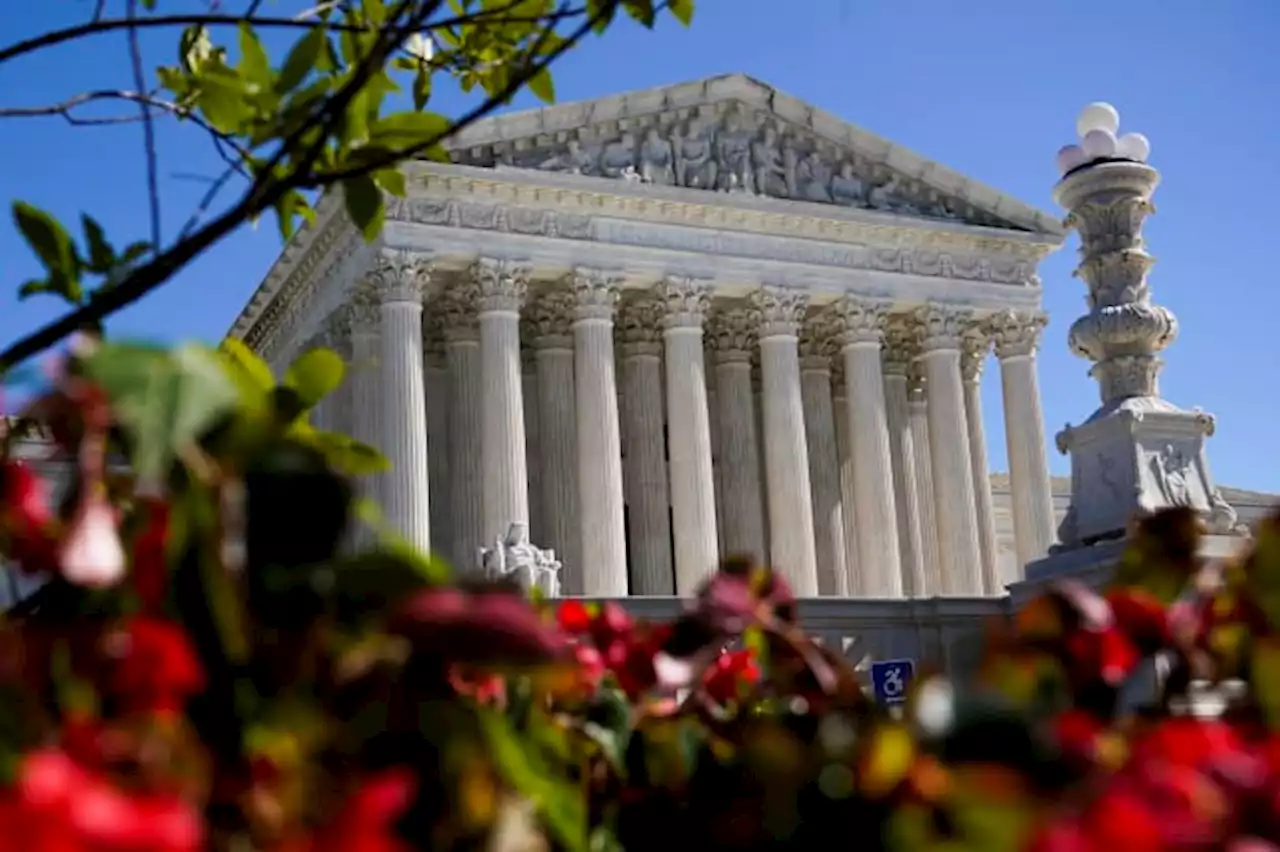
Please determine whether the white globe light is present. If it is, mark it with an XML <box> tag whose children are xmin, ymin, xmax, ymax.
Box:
<box><xmin>1057</xmin><ymin>144</ymin><xmax>1088</xmax><ymax>175</ymax></box>
<box><xmin>1076</xmin><ymin>102</ymin><xmax>1121</xmax><ymax>138</ymax></box>
<box><xmin>1117</xmin><ymin>132</ymin><xmax>1151</xmax><ymax>162</ymax></box>
<box><xmin>1081</xmin><ymin>128</ymin><xmax>1117</xmax><ymax>161</ymax></box>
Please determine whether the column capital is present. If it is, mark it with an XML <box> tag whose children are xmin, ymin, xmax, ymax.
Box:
<box><xmin>618</xmin><ymin>299</ymin><xmax>665</xmax><ymax>357</ymax></box>
<box><xmin>882</xmin><ymin>314</ymin><xmax>920</xmax><ymax>377</ymax></box>
<box><xmin>961</xmin><ymin>325</ymin><xmax>992</xmax><ymax>382</ymax></box>
<box><xmin>372</xmin><ymin>248</ymin><xmax>432</xmax><ymax>304</ymax></box>
<box><xmin>798</xmin><ymin>315</ymin><xmax>839</xmax><ymax>372</ymax></box>
<box><xmin>706</xmin><ymin>308</ymin><xmax>757</xmax><ymax>365</ymax></box>
<box><xmin>829</xmin><ymin>295</ymin><xmax>892</xmax><ymax>347</ymax></box>
<box><xmin>472</xmin><ymin>257</ymin><xmax>530</xmax><ymax>314</ymax></box>
<box><xmin>571</xmin><ymin>267</ymin><xmax>622</xmax><ymax>322</ymax></box>
<box><xmin>906</xmin><ymin>358</ymin><xmax>928</xmax><ymax>401</ymax></box>
<box><xmin>915</xmin><ymin>304</ymin><xmax>975</xmax><ymax>352</ymax></box>
<box><xmin>423</xmin><ymin>310</ymin><xmax>447</xmax><ymax>365</ymax></box>
<box><xmin>318</xmin><ymin>309</ymin><xmax>352</xmax><ymax>358</ymax></box>
<box><xmin>525</xmin><ymin>290</ymin><xmax>575</xmax><ymax>350</ymax></box>
<box><xmin>988</xmin><ymin>309</ymin><xmax>1048</xmax><ymax>360</ymax></box>
<box><xmin>657</xmin><ymin>275</ymin><xmax>712</xmax><ymax>330</ymax></box>
<box><xmin>437</xmin><ymin>281</ymin><xmax>481</xmax><ymax>344</ymax></box>
<box><xmin>345</xmin><ymin>283</ymin><xmax>382</xmax><ymax>335</ymax></box>
<box><xmin>749</xmin><ymin>285</ymin><xmax>809</xmax><ymax>340</ymax></box>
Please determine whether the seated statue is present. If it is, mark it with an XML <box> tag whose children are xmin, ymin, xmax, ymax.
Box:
<box><xmin>477</xmin><ymin>523</ymin><xmax>562</xmax><ymax>597</ymax></box>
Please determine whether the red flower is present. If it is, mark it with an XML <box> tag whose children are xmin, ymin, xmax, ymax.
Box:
<box><xmin>447</xmin><ymin>666</ymin><xmax>507</xmax><ymax>707</ymax></box>
<box><xmin>1083</xmin><ymin>784</ymin><xmax>1164</xmax><ymax>852</ymax></box>
<box><xmin>701</xmin><ymin>648</ymin><xmax>760</xmax><ymax>705</ymax></box>
<box><xmin>1054</xmin><ymin>710</ymin><xmax>1107</xmax><ymax>767</ymax></box>
<box><xmin>308</xmin><ymin>769</ymin><xmax>417</xmax><ymax>852</ymax></box>
<box><xmin>105</xmin><ymin>617</ymin><xmax>205</xmax><ymax>717</ymax></box>
<box><xmin>0</xmin><ymin>459</ymin><xmax>58</xmax><ymax>573</ymax></box>
<box><xmin>1063</xmin><ymin>626</ymin><xmax>1141</xmax><ymax>687</ymax></box>
<box><xmin>131</xmin><ymin>498</ymin><xmax>171</xmax><ymax>611</ymax></box>
<box><xmin>1106</xmin><ymin>588</ymin><xmax>1170</xmax><ymax>653</ymax></box>
<box><xmin>391</xmin><ymin>587</ymin><xmax>568</xmax><ymax>665</ymax></box>
<box><xmin>557</xmin><ymin>599</ymin><xmax>593</xmax><ymax>635</ymax></box>
<box><xmin>1</xmin><ymin>748</ymin><xmax>203</xmax><ymax>851</ymax></box>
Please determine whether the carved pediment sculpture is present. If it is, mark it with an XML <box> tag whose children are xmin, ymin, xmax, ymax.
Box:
<box><xmin>455</xmin><ymin>102</ymin><xmax>1021</xmax><ymax>230</ymax></box>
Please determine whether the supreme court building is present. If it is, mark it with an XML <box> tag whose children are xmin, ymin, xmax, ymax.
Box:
<box><xmin>227</xmin><ymin>74</ymin><xmax>1072</xmax><ymax>601</ymax></box>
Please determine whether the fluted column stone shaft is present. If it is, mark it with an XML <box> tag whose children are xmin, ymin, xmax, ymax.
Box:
<box><xmin>962</xmin><ymin>330</ymin><xmax>1001</xmax><ymax>595</ymax></box>
<box><xmin>526</xmin><ymin>291</ymin><xmax>581</xmax><ymax>590</ymax></box>
<box><xmin>799</xmin><ymin>322</ymin><xmax>847</xmax><ymax>597</ymax></box>
<box><xmin>990</xmin><ymin>311</ymin><xmax>1057</xmax><ymax>571</ymax></box>
<box><xmin>441</xmin><ymin>288</ymin><xmax>484</xmax><ymax>572</ymax></box>
<box><xmin>916</xmin><ymin>306</ymin><xmax>984</xmax><ymax>596</ymax></box>
<box><xmin>831</xmin><ymin>369</ymin><xmax>859</xmax><ymax>595</ymax></box>
<box><xmin>475</xmin><ymin>259</ymin><xmax>530</xmax><ymax>544</ymax></box>
<box><xmin>832</xmin><ymin>298</ymin><xmax>902</xmax><ymax>598</ymax></box>
<box><xmin>374</xmin><ymin>250</ymin><xmax>432</xmax><ymax>553</ymax></box>
<box><xmin>423</xmin><ymin>315</ymin><xmax>452</xmax><ymax>554</ymax></box>
<box><xmin>706</xmin><ymin>309</ymin><xmax>766</xmax><ymax>563</ymax></box>
<box><xmin>659</xmin><ymin>277</ymin><xmax>719</xmax><ymax>594</ymax></box>
<box><xmin>521</xmin><ymin>351</ymin><xmax>543</xmax><ymax>543</ymax></box>
<box><xmin>348</xmin><ymin>295</ymin><xmax>382</xmax><ymax>516</ymax></box>
<box><xmin>572</xmin><ymin>269</ymin><xmax>628</xmax><ymax>596</ymax></box>
<box><xmin>882</xmin><ymin>324</ymin><xmax>928</xmax><ymax>598</ymax></box>
<box><xmin>619</xmin><ymin>300</ymin><xmax>674</xmax><ymax>595</ymax></box>
<box><xmin>907</xmin><ymin>367</ymin><xmax>941</xmax><ymax>595</ymax></box>
<box><xmin>752</xmin><ymin>287</ymin><xmax>819</xmax><ymax>597</ymax></box>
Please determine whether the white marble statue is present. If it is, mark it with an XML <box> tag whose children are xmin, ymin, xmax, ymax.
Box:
<box><xmin>477</xmin><ymin>522</ymin><xmax>562</xmax><ymax>597</ymax></box>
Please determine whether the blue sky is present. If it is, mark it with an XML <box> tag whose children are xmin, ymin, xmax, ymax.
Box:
<box><xmin>2</xmin><ymin>0</ymin><xmax>1277</xmax><ymax>493</ymax></box>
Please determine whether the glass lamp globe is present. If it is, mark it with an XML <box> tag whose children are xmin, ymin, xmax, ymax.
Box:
<box><xmin>1057</xmin><ymin>144</ymin><xmax>1087</xmax><ymax>175</ymax></box>
<box><xmin>1076</xmin><ymin>102</ymin><xmax>1121</xmax><ymax>138</ymax></box>
<box><xmin>1117</xmin><ymin>132</ymin><xmax>1151</xmax><ymax>162</ymax></box>
<box><xmin>1081</xmin><ymin>128</ymin><xmax>1118</xmax><ymax>160</ymax></box>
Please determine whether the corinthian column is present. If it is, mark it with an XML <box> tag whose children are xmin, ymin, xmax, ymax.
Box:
<box><xmin>989</xmin><ymin>310</ymin><xmax>1057</xmax><ymax>569</ymax></box>
<box><xmin>521</xmin><ymin>348</ymin><xmax>542</xmax><ymax>542</ymax></box>
<box><xmin>916</xmin><ymin>306</ymin><xmax>984</xmax><ymax>596</ymax></box>
<box><xmin>346</xmin><ymin>289</ymin><xmax>382</xmax><ymax>514</ymax></box>
<box><xmin>619</xmin><ymin>300</ymin><xmax>674</xmax><ymax>595</ymax></box>
<box><xmin>961</xmin><ymin>327</ymin><xmax>1001</xmax><ymax>595</ymax></box>
<box><xmin>572</xmin><ymin>268</ymin><xmax>628</xmax><ymax>596</ymax></box>
<box><xmin>440</xmin><ymin>286</ymin><xmax>484</xmax><ymax>572</ymax></box>
<box><xmin>830</xmin><ymin>362</ymin><xmax>859</xmax><ymax>595</ymax></box>
<box><xmin>474</xmin><ymin>258</ymin><xmax>530</xmax><ymax>544</ymax></box>
<box><xmin>705</xmin><ymin>308</ymin><xmax>766</xmax><ymax>563</ymax></box>
<box><xmin>423</xmin><ymin>313</ymin><xmax>452</xmax><ymax>554</ymax></box>
<box><xmin>881</xmin><ymin>320</ymin><xmax>927</xmax><ymax>598</ymax></box>
<box><xmin>799</xmin><ymin>318</ymin><xmax>847</xmax><ymax>596</ymax></box>
<box><xmin>524</xmin><ymin>291</ymin><xmax>581</xmax><ymax>590</ymax></box>
<box><xmin>373</xmin><ymin>250</ymin><xmax>432</xmax><ymax>554</ymax></box>
<box><xmin>657</xmin><ymin>276</ymin><xmax>719</xmax><ymax>594</ymax></box>
<box><xmin>906</xmin><ymin>363</ymin><xmax>941</xmax><ymax>595</ymax></box>
<box><xmin>830</xmin><ymin>297</ymin><xmax>902</xmax><ymax>598</ymax></box>
<box><xmin>751</xmin><ymin>287</ymin><xmax>819</xmax><ymax>597</ymax></box>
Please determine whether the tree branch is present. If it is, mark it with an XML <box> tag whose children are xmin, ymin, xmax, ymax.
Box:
<box><xmin>127</xmin><ymin>0</ymin><xmax>163</xmax><ymax>252</ymax></box>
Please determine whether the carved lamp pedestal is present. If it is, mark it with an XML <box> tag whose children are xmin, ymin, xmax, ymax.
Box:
<box><xmin>1019</xmin><ymin>102</ymin><xmax>1246</xmax><ymax>589</ymax></box>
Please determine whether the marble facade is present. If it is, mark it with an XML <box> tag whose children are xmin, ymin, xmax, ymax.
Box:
<box><xmin>228</xmin><ymin>74</ymin><xmax>1070</xmax><ymax>598</ymax></box>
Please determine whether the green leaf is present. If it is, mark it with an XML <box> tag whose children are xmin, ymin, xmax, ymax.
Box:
<box><xmin>367</xmin><ymin>111</ymin><xmax>451</xmax><ymax>150</ymax></box>
<box><xmin>80</xmin><ymin>214</ymin><xmax>114</xmax><ymax>273</ymax></box>
<box><xmin>284</xmin><ymin>348</ymin><xmax>345</xmax><ymax>410</ymax></box>
<box><xmin>527</xmin><ymin>67</ymin><xmax>555</xmax><ymax>104</ymax></box>
<box><xmin>13</xmin><ymin>201</ymin><xmax>76</xmax><ymax>279</ymax></box>
<box><xmin>277</xmin><ymin>26</ymin><xmax>327</xmax><ymax>94</ymax></box>
<box><xmin>621</xmin><ymin>0</ymin><xmax>656</xmax><ymax>27</ymax></box>
<box><xmin>341</xmin><ymin>175</ymin><xmax>384</xmax><ymax>241</ymax></box>
<box><xmin>412</xmin><ymin>66</ymin><xmax>432</xmax><ymax>111</ymax></box>
<box><xmin>668</xmin><ymin>0</ymin><xmax>695</xmax><ymax>25</ymax></box>
<box><xmin>80</xmin><ymin>343</ymin><xmax>241</xmax><ymax>485</ymax></box>
<box><xmin>477</xmin><ymin>708</ymin><xmax>588</xmax><ymax>852</ymax></box>
<box><xmin>372</xmin><ymin>168</ymin><xmax>406</xmax><ymax>197</ymax></box>
<box><xmin>305</xmin><ymin>431</ymin><xmax>389</xmax><ymax>477</ymax></box>
<box><xmin>194</xmin><ymin>68</ymin><xmax>253</xmax><ymax>133</ymax></box>
<box><xmin>218</xmin><ymin>337</ymin><xmax>276</xmax><ymax>393</ymax></box>
<box><xmin>237</xmin><ymin>23</ymin><xmax>272</xmax><ymax>86</ymax></box>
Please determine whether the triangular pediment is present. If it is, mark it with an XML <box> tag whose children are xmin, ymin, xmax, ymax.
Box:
<box><xmin>444</xmin><ymin>74</ymin><xmax>1061</xmax><ymax>236</ymax></box>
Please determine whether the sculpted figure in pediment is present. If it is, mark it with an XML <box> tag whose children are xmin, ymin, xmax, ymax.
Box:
<box><xmin>600</xmin><ymin>132</ymin><xmax>639</xmax><ymax>179</ymax></box>
<box><xmin>795</xmin><ymin>151</ymin><xmax>833</xmax><ymax>202</ymax></box>
<box><xmin>715</xmin><ymin>112</ymin><xmax>756</xmax><ymax>193</ymax></box>
<box><xmin>672</xmin><ymin>119</ymin><xmax>718</xmax><ymax>189</ymax></box>
<box><xmin>639</xmin><ymin>127</ymin><xmax>675</xmax><ymax>185</ymax></box>
<box><xmin>868</xmin><ymin>174</ymin><xmax>920</xmax><ymax>214</ymax></box>
<box><xmin>751</xmin><ymin>126</ymin><xmax>790</xmax><ymax>197</ymax></box>
<box><xmin>537</xmin><ymin>138</ymin><xmax>598</xmax><ymax>175</ymax></box>
<box><xmin>829</xmin><ymin>161</ymin><xmax>868</xmax><ymax>207</ymax></box>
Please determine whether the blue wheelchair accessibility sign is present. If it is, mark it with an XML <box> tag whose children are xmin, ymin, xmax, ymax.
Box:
<box><xmin>869</xmin><ymin>658</ymin><xmax>916</xmax><ymax>706</ymax></box>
